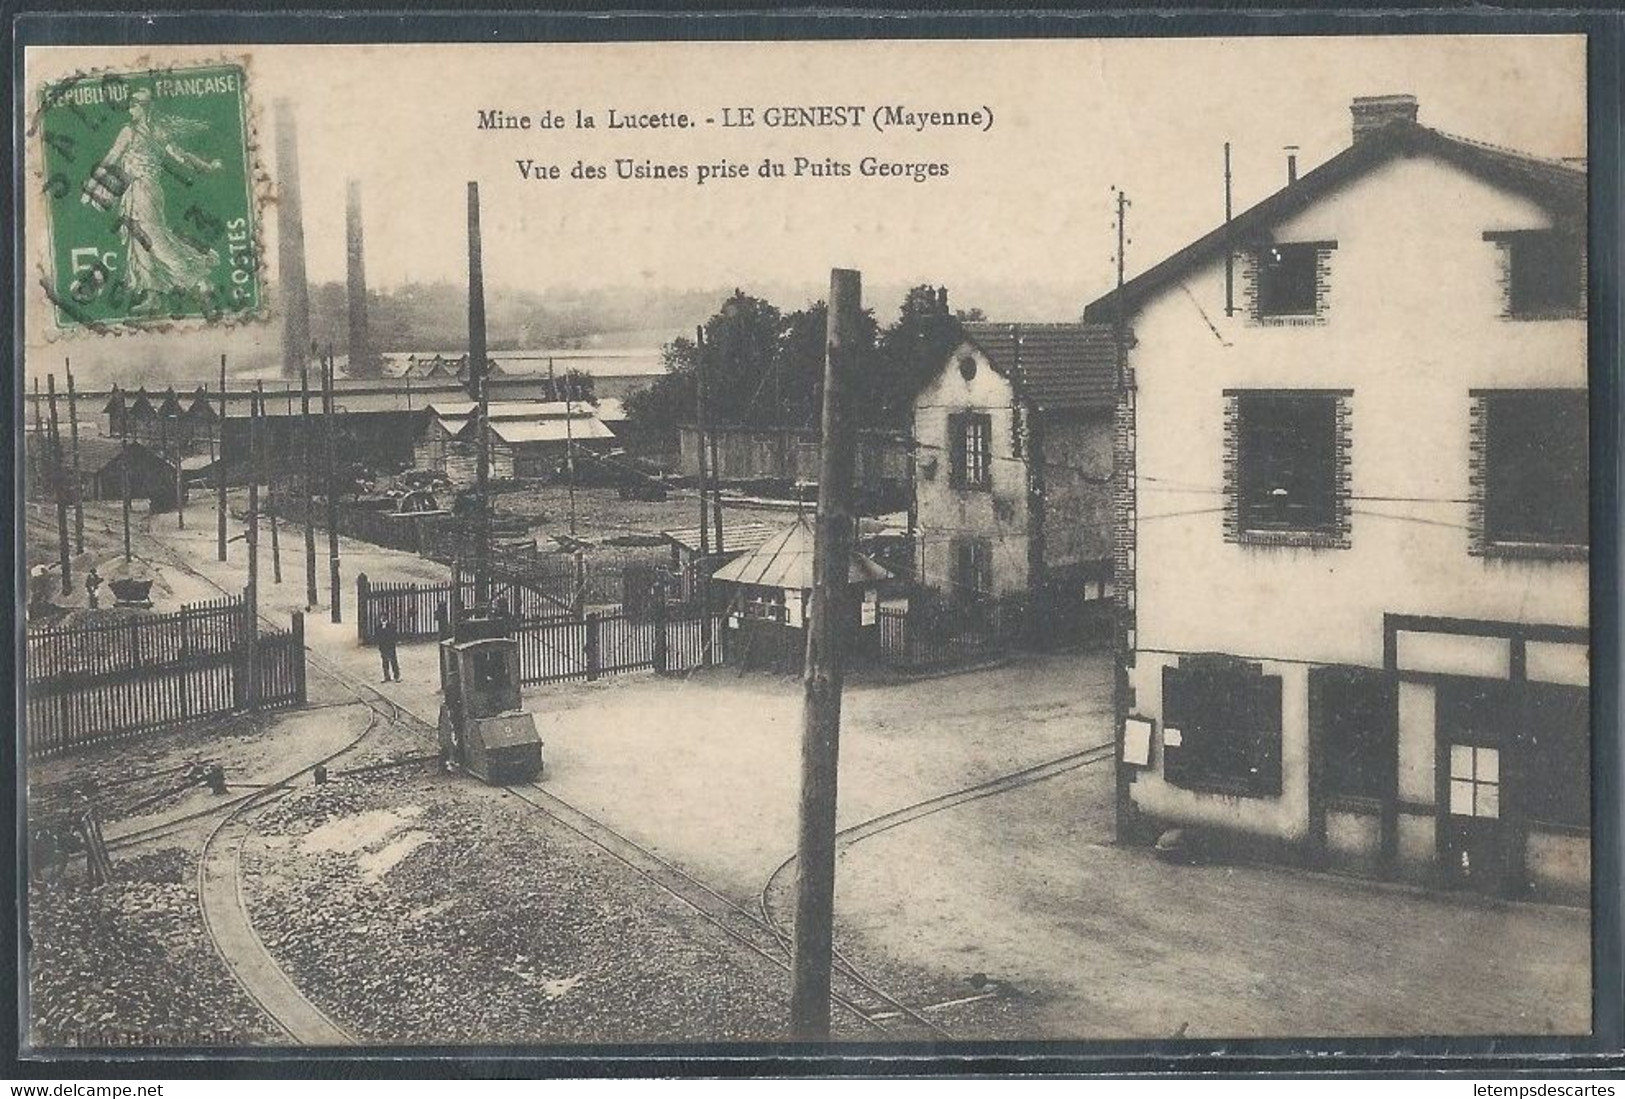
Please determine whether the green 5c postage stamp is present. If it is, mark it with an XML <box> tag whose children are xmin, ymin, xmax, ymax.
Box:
<box><xmin>37</xmin><ymin>63</ymin><xmax>262</xmax><ymax>331</ymax></box>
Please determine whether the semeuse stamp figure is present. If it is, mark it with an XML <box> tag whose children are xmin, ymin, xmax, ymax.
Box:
<box><xmin>38</xmin><ymin>64</ymin><xmax>262</xmax><ymax>330</ymax></box>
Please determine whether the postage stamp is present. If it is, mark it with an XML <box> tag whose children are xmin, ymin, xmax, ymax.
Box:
<box><xmin>36</xmin><ymin>63</ymin><xmax>262</xmax><ymax>332</ymax></box>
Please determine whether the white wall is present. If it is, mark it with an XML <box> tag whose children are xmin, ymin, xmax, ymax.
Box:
<box><xmin>1132</xmin><ymin>152</ymin><xmax>1587</xmax><ymax>671</ymax></box>
<box><xmin>913</xmin><ymin>342</ymin><xmax>1030</xmax><ymax>598</ymax></box>
<box><xmin>1126</xmin><ymin>151</ymin><xmax>1588</xmax><ymax>836</ymax></box>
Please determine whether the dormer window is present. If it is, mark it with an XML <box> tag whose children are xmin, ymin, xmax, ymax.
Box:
<box><xmin>1489</xmin><ymin>229</ymin><xmax>1584</xmax><ymax>318</ymax></box>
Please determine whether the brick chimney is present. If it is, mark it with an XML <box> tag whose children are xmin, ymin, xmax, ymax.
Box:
<box><xmin>1351</xmin><ymin>94</ymin><xmax>1419</xmax><ymax>144</ymax></box>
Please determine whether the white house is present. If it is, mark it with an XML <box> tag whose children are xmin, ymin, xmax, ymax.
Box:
<box><xmin>1084</xmin><ymin>95</ymin><xmax>1589</xmax><ymax>902</ymax></box>
<box><xmin>911</xmin><ymin>322</ymin><xmax>1117</xmax><ymax>642</ymax></box>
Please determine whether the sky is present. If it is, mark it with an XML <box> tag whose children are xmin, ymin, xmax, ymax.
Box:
<box><xmin>22</xmin><ymin>34</ymin><xmax>1586</xmax><ymax>379</ymax></box>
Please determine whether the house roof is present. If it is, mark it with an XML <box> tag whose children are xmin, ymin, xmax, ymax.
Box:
<box><xmin>426</xmin><ymin>400</ymin><xmax>590</xmax><ymax>421</ymax></box>
<box><xmin>87</xmin><ymin>439</ymin><xmax>171</xmax><ymax>473</ymax></box>
<box><xmin>489</xmin><ymin>418</ymin><xmax>616</xmax><ymax>445</ymax></box>
<box><xmin>959</xmin><ymin>323</ymin><xmax>1119</xmax><ymax>412</ymax></box>
<box><xmin>711</xmin><ymin>516</ymin><xmax>892</xmax><ymax>590</ymax></box>
<box><xmin>661</xmin><ymin>521</ymin><xmax>778</xmax><ymax>555</ymax></box>
<box><xmin>1084</xmin><ymin>119</ymin><xmax>1587</xmax><ymax>323</ymax></box>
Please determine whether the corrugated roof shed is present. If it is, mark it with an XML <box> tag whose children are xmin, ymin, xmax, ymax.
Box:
<box><xmin>661</xmin><ymin>521</ymin><xmax>778</xmax><ymax>555</ymax></box>
<box><xmin>711</xmin><ymin>516</ymin><xmax>892</xmax><ymax>590</ymax></box>
<box><xmin>960</xmin><ymin>322</ymin><xmax>1119</xmax><ymax>412</ymax></box>
<box><xmin>489</xmin><ymin>418</ymin><xmax>616</xmax><ymax>445</ymax></box>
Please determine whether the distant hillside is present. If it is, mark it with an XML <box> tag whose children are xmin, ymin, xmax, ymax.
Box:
<box><xmin>29</xmin><ymin>277</ymin><xmax>1089</xmax><ymax>390</ymax></box>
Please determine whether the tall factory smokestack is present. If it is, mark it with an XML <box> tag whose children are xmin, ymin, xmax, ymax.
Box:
<box><xmin>274</xmin><ymin>100</ymin><xmax>312</xmax><ymax>381</ymax></box>
<box><xmin>345</xmin><ymin>180</ymin><xmax>376</xmax><ymax>377</ymax></box>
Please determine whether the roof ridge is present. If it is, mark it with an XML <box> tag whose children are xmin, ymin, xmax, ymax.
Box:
<box><xmin>1425</xmin><ymin>124</ymin><xmax>1585</xmax><ymax>172</ymax></box>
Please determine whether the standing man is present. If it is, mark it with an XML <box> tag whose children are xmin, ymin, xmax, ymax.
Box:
<box><xmin>84</xmin><ymin>566</ymin><xmax>102</xmax><ymax>611</ymax></box>
<box><xmin>377</xmin><ymin>611</ymin><xmax>402</xmax><ymax>683</ymax></box>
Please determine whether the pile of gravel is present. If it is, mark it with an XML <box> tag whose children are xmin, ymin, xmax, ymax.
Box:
<box><xmin>245</xmin><ymin>773</ymin><xmax>794</xmax><ymax>1045</ymax></box>
<box><xmin>26</xmin><ymin>847</ymin><xmax>280</xmax><ymax>1049</ymax></box>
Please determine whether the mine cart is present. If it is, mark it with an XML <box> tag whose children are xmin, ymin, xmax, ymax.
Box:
<box><xmin>437</xmin><ymin>620</ymin><xmax>543</xmax><ymax>784</ymax></box>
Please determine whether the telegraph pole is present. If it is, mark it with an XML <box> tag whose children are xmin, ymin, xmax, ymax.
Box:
<box><xmin>245</xmin><ymin>389</ymin><xmax>261</xmax><ymax>709</ymax></box>
<box><xmin>1111</xmin><ymin>186</ymin><xmax>1136</xmax><ymax>843</ymax></box>
<box><xmin>708</xmin><ymin>323</ymin><xmax>725</xmax><ymax>555</ymax></box>
<box><xmin>258</xmin><ymin>383</ymin><xmax>282</xmax><ymax>583</ymax></box>
<box><xmin>46</xmin><ymin>375</ymin><xmax>72</xmax><ymax>594</ymax></box>
<box><xmin>65</xmin><ymin>363</ymin><xmax>84</xmax><ymax>553</ymax></box>
<box><xmin>1223</xmin><ymin>145</ymin><xmax>1235</xmax><ymax>317</ymax></box>
<box><xmin>164</xmin><ymin>393</ymin><xmax>185</xmax><ymax>530</ymax></box>
<box><xmin>323</xmin><ymin>349</ymin><xmax>342</xmax><ymax>622</ymax></box>
<box><xmin>694</xmin><ymin>325</ymin><xmax>712</xmax><ymax>645</ymax></box>
<box><xmin>217</xmin><ymin>355</ymin><xmax>229</xmax><ymax>561</ymax></box>
<box><xmin>301</xmin><ymin>359</ymin><xmax>318</xmax><ymax>609</ymax></box>
<box><xmin>789</xmin><ymin>268</ymin><xmax>862</xmax><ymax>1041</ymax></box>
<box><xmin>564</xmin><ymin>374</ymin><xmax>578</xmax><ymax>538</ymax></box>
<box><xmin>117</xmin><ymin>386</ymin><xmax>132</xmax><ymax>562</ymax></box>
<box><xmin>467</xmin><ymin>181</ymin><xmax>492</xmax><ymax>609</ymax></box>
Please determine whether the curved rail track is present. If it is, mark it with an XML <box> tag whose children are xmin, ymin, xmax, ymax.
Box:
<box><xmin>756</xmin><ymin>739</ymin><xmax>1118</xmax><ymax>1013</ymax></box>
<box><xmin>97</xmin><ymin>515</ymin><xmax>1099</xmax><ymax>1043</ymax></box>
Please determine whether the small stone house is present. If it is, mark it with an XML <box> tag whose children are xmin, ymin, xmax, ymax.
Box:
<box><xmin>911</xmin><ymin>322</ymin><xmax>1117</xmax><ymax>641</ymax></box>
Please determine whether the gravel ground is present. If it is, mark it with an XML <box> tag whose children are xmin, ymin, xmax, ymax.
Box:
<box><xmin>26</xmin><ymin>846</ymin><xmax>282</xmax><ymax>1049</ymax></box>
<box><xmin>241</xmin><ymin>767</ymin><xmax>818</xmax><ymax>1044</ymax></box>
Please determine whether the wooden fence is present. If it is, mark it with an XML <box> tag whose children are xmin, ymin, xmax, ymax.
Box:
<box><xmin>515</xmin><ymin>607</ymin><xmax>724</xmax><ymax>685</ymax></box>
<box><xmin>25</xmin><ymin>596</ymin><xmax>307</xmax><ymax>757</ymax></box>
<box><xmin>876</xmin><ymin>606</ymin><xmax>998</xmax><ymax>672</ymax></box>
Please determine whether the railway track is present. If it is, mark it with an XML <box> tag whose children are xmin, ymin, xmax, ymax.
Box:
<box><xmin>756</xmin><ymin>739</ymin><xmax>1119</xmax><ymax>1020</ymax></box>
<box><xmin>503</xmin><ymin>782</ymin><xmax>954</xmax><ymax>1042</ymax></box>
<box><xmin>197</xmin><ymin>787</ymin><xmax>357</xmax><ymax>1046</ymax></box>
<box><xmin>95</xmin><ymin>515</ymin><xmax>1052</xmax><ymax>1043</ymax></box>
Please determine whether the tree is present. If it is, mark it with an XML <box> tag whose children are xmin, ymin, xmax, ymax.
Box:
<box><xmin>872</xmin><ymin>285</ymin><xmax>968</xmax><ymax>427</ymax></box>
<box><xmin>624</xmin><ymin>337</ymin><xmax>699</xmax><ymax>445</ymax></box>
<box><xmin>701</xmin><ymin>290</ymin><xmax>783</xmax><ymax>425</ymax></box>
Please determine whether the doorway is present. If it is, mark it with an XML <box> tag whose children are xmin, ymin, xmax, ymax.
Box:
<box><xmin>1435</xmin><ymin>679</ymin><xmax>1512</xmax><ymax>893</ymax></box>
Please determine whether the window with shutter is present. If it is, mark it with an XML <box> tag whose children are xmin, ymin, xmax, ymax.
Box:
<box><xmin>947</xmin><ymin>411</ymin><xmax>993</xmax><ymax>491</ymax></box>
<box><xmin>1162</xmin><ymin>658</ymin><xmax>1284</xmax><ymax>797</ymax></box>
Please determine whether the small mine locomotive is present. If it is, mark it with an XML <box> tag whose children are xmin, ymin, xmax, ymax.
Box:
<box><xmin>437</xmin><ymin>611</ymin><xmax>543</xmax><ymax>784</ymax></box>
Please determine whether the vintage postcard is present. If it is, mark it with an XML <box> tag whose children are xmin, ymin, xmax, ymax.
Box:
<box><xmin>15</xmin><ymin>30</ymin><xmax>1600</xmax><ymax>1057</ymax></box>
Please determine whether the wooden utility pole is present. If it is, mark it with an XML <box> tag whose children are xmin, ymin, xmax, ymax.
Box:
<box><xmin>708</xmin><ymin>324</ymin><xmax>725</xmax><ymax>555</ymax></box>
<box><xmin>65</xmin><ymin>363</ymin><xmax>84</xmax><ymax>553</ymax></box>
<box><xmin>467</xmin><ymin>181</ymin><xmax>492</xmax><ymax>609</ymax></box>
<box><xmin>217</xmin><ymin>355</ymin><xmax>229</xmax><ymax>561</ymax></box>
<box><xmin>46</xmin><ymin>375</ymin><xmax>73</xmax><ymax>594</ymax></box>
<box><xmin>1112</xmin><ymin>187</ymin><xmax>1136</xmax><ymax>843</ymax></box>
<box><xmin>117</xmin><ymin>386</ymin><xmax>132</xmax><ymax>562</ymax></box>
<box><xmin>789</xmin><ymin>268</ymin><xmax>862</xmax><ymax>1041</ymax></box>
<box><xmin>245</xmin><ymin>390</ymin><xmax>261</xmax><ymax>709</ymax></box>
<box><xmin>564</xmin><ymin>376</ymin><xmax>578</xmax><ymax>538</ymax></box>
<box><xmin>30</xmin><ymin>378</ymin><xmax>47</xmax><ymax>510</ymax></box>
<box><xmin>1223</xmin><ymin>145</ymin><xmax>1235</xmax><ymax>317</ymax></box>
<box><xmin>301</xmin><ymin>360</ymin><xmax>318</xmax><ymax>609</ymax></box>
<box><xmin>164</xmin><ymin>398</ymin><xmax>185</xmax><ymax>530</ymax></box>
<box><xmin>323</xmin><ymin>350</ymin><xmax>342</xmax><ymax>623</ymax></box>
<box><xmin>694</xmin><ymin>326</ymin><xmax>712</xmax><ymax>645</ymax></box>
<box><xmin>258</xmin><ymin>383</ymin><xmax>282</xmax><ymax>583</ymax></box>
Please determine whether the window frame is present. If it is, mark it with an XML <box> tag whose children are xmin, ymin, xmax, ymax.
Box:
<box><xmin>1224</xmin><ymin>389</ymin><xmax>1352</xmax><ymax>549</ymax></box>
<box><xmin>1489</xmin><ymin>228</ymin><xmax>1585</xmax><ymax>320</ymax></box>
<box><xmin>1162</xmin><ymin>657</ymin><xmax>1284</xmax><ymax>798</ymax></box>
<box><xmin>1313</xmin><ymin>665</ymin><xmax>1398</xmax><ymax>806</ymax></box>
<box><xmin>1256</xmin><ymin>242</ymin><xmax>1321</xmax><ymax>318</ymax></box>
<box><xmin>1470</xmin><ymin>389</ymin><xmax>1588</xmax><ymax>560</ymax></box>
<box><xmin>949</xmin><ymin>410</ymin><xmax>994</xmax><ymax>491</ymax></box>
<box><xmin>951</xmin><ymin>536</ymin><xmax>994</xmax><ymax>604</ymax></box>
